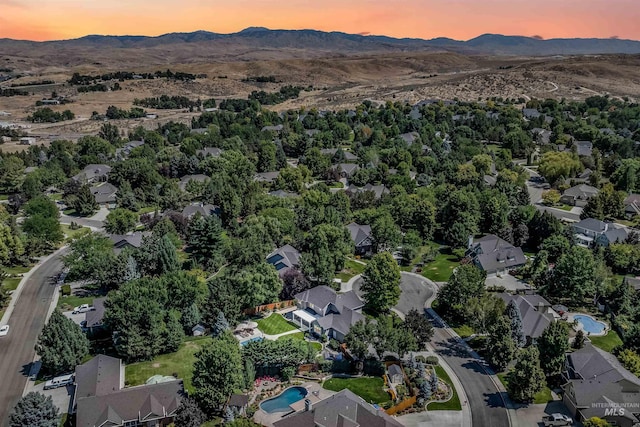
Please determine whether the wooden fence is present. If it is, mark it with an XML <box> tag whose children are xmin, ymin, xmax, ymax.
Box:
<box><xmin>385</xmin><ymin>396</ymin><xmax>417</xmax><ymax>415</ymax></box>
<box><xmin>243</xmin><ymin>300</ymin><xmax>296</xmax><ymax>315</ymax></box>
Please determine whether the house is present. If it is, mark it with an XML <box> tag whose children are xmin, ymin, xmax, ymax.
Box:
<box><xmin>254</xmin><ymin>171</ymin><xmax>280</xmax><ymax>183</ymax></box>
<box><xmin>292</xmin><ymin>286</ymin><xmax>364</xmax><ymax>342</ymax></box>
<box><xmin>181</xmin><ymin>202</ymin><xmax>220</xmax><ymax>219</ymax></box>
<box><xmin>109</xmin><ymin>232</ymin><xmax>148</xmax><ymax>252</ymax></box>
<box><xmin>346</xmin><ymin>222</ymin><xmax>373</xmax><ymax>256</ymax></box>
<box><xmin>269</xmin><ymin>189</ymin><xmax>299</xmax><ymax>198</ymax></box>
<box><xmin>196</xmin><ymin>147</ymin><xmax>223</xmax><ymax>158</ymax></box>
<box><xmin>90</xmin><ymin>182</ymin><xmax>118</xmax><ymax>209</ymax></box>
<box><xmin>227</xmin><ymin>394</ymin><xmax>250</xmax><ymax>416</ymax></box>
<box><xmin>72</xmin><ymin>164</ymin><xmax>112</xmax><ymax>184</ymax></box>
<box><xmin>74</xmin><ymin>355</ymin><xmax>184</xmax><ymax>427</ymax></box>
<box><xmin>346</xmin><ymin>184</ymin><xmax>390</xmax><ymax>200</ymax></box>
<box><xmin>466</xmin><ymin>234</ymin><xmax>526</xmax><ymax>277</ymax></box>
<box><xmin>531</xmin><ymin>128</ymin><xmax>552</xmax><ymax>145</ymax></box>
<box><xmin>192</xmin><ymin>324</ymin><xmax>206</xmax><ymax>336</ymax></box>
<box><xmin>572</xmin><ymin>219</ymin><xmax>627</xmax><ymax>247</ymax></box>
<box><xmin>387</xmin><ymin>364</ymin><xmax>404</xmax><ymax>385</ymax></box>
<box><xmin>178</xmin><ymin>174</ymin><xmax>209</xmax><ymax>192</ymax></box>
<box><xmin>560</xmin><ymin>184</ymin><xmax>599</xmax><ymax>207</ymax></box>
<box><xmin>266</xmin><ymin>244</ymin><xmax>301</xmax><ymax>275</ymax></box>
<box><xmin>333</xmin><ymin>163</ymin><xmax>359</xmax><ymax>179</ymax></box>
<box><xmin>624</xmin><ymin>194</ymin><xmax>640</xmax><ymax>219</ymax></box>
<box><xmin>562</xmin><ymin>344</ymin><xmax>640</xmax><ymax>427</ymax></box>
<box><xmin>399</xmin><ymin>132</ymin><xmax>419</xmax><ymax>145</ymax></box>
<box><xmin>574</xmin><ymin>140</ymin><xmax>593</xmax><ymax>157</ymax></box>
<box><xmin>19</xmin><ymin>137</ymin><xmax>36</xmax><ymax>145</ymax></box>
<box><xmin>83</xmin><ymin>297</ymin><xmax>106</xmax><ymax>334</ymax></box>
<box><xmin>261</xmin><ymin>124</ymin><xmax>284</xmax><ymax>133</ymax></box>
<box><xmin>498</xmin><ymin>293</ymin><xmax>558</xmax><ymax>343</ymax></box>
<box><xmin>273</xmin><ymin>389</ymin><xmax>403</xmax><ymax>427</ymax></box>
<box><xmin>522</xmin><ymin>108</ymin><xmax>541</xmax><ymax>119</ymax></box>
<box><xmin>115</xmin><ymin>140</ymin><xmax>144</xmax><ymax>159</ymax></box>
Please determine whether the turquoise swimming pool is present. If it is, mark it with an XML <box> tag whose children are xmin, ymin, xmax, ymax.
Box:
<box><xmin>260</xmin><ymin>386</ymin><xmax>308</xmax><ymax>413</ymax></box>
<box><xmin>574</xmin><ymin>314</ymin><xmax>606</xmax><ymax>334</ymax></box>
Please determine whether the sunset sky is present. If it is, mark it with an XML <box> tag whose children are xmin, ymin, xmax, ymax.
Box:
<box><xmin>1</xmin><ymin>0</ymin><xmax>639</xmax><ymax>42</ymax></box>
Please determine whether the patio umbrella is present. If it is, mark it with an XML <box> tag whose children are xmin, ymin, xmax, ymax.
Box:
<box><xmin>235</xmin><ymin>322</ymin><xmax>248</xmax><ymax>331</ymax></box>
<box><xmin>246</xmin><ymin>321</ymin><xmax>258</xmax><ymax>329</ymax></box>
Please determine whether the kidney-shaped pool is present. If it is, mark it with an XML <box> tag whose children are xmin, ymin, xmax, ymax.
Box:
<box><xmin>260</xmin><ymin>386</ymin><xmax>308</xmax><ymax>414</ymax></box>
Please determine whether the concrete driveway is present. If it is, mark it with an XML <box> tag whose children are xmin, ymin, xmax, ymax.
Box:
<box><xmin>27</xmin><ymin>382</ymin><xmax>74</xmax><ymax>415</ymax></box>
<box><xmin>62</xmin><ymin>310</ymin><xmax>85</xmax><ymax>327</ymax></box>
<box><xmin>399</xmin><ymin>410</ymin><xmax>463</xmax><ymax>427</ymax></box>
<box><xmin>485</xmin><ymin>275</ymin><xmax>532</xmax><ymax>292</ymax></box>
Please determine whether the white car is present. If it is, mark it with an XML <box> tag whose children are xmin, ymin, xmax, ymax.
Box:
<box><xmin>72</xmin><ymin>304</ymin><xmax>93</xmax><ymax>314</ymax></box>
<box><xmin>543</xmin><ymin>413</ymin><xmax>573</xmax><ymax>426</ymax></box>
<box><xmin>0</xmin><ymin>325</ymin><xmax>9</xmax><ymax>337</ymax></box>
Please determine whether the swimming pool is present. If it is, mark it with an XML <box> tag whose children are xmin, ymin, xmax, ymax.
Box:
<box><xmin>259</xmin><ymin>386</ymin><xmax>308</xmax><ymax>414</ymax></box>
<box><xmin>240</xmin><ymin>337</ymin><xmax>263</xmax><ymax>346</ymax></box>
<box><xmin>574</xmin><ymin>315</ymin><xmax>606</xmax><ymax>335</ymax></box>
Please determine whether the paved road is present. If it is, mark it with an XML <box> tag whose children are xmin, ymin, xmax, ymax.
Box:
<box><xmin>59</xmin><ymin>214</ymin><xmax>105</xmax><ymax>230</ymax></box>
<box><xmin>523</xmin><ymin>167</ymin><xmax>581</xmax><ymax>222</ymax></box>
<box><xmin>0</xmin><ymin>250</ymin><xmax>67</xmax><ymax>426</ymax></box>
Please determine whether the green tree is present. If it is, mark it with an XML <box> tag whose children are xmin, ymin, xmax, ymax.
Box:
<box><xmin>360</xmin><ymin>252</ymin><xmax>401</xmax><ymax>314</ymax></box>
<box><xmin>466</xmin><ymin>294</ymin><xmax>505</xmax><ymax>335</ymax></box>
<box><xmin>36</xmin><ymin>309</ymin><xmax>90</xmax><ymax>375</ymax></box>
<box><xmin>437</xmin><ymin>264</ymin><xmax>486</xmax><ymax>321</ymax></box>
<box><xmin>65</xmin><ymin>184</ymin><xmax>98</xmax><ymax>216</ymax></box>
<box><xmin>506</xmin><ymin>346</ymin><xmax>545</xmax><ymax>402</ymax></box>
<box><xmin>485</xmin><ymin>315</ymin><xmax>516</xmax><ymax>371</ymax></box>
<box><xmin>404</xmin><ymin>308</ymin><xmax>434</xmax><ymax>349</ymax></box>
<box><xmin>173</xmin><ymin>397</ymin><xmax>207</xmax><ymax>427</ymax></box>
<box><xmin>187</xmin><ymin>214</ymin><xmax>225</xmax><ymax>271</ymax></box>
<box><xmin>610</xmin><ymin>158</ymin><xmax>640</xmax><ymax>192</ymax></box>
<box><xmin>537</xmin><ymin>321</ymin><xmax>569</xmax><ymax>376</ymax></box>
<box><xmin>104</xmin><ymin>208</ymin><xmax>138</xmax><ymax>234</ymax></box>
<box><xmin>544</xmin><ymin>246</ymin><xmax>596</xmax><ymax>301</ymax></box>
<box><xmin>538</xmin><ymin>151</ymin><xmax>582</xmax><ymax>184</ymax></box>
<box><xmin>136</xmin><ymin>234</ymin><xmax>181</xmax><ymax>276</ymax></box>
<box><xmin>9</xmin><ymin>392</ymin><xmax>59</xmax><ymax>427</ymax></box>
<box><xmin>616</xmin><ymin>348</ymin><xmax>640</xmax><ymax>377</ymax></box>
<box><xmin>583</xmin><ymin>417</ymin><xmax>612</xmax><ymax>427</ymax></box>
<box><xmin>193</xmin><ymin>333</ymin><xmax>244</xmax><ymax>415</ymax></box>
<box><xmin>0</xmin><ymin>156</ymin><xmax>25</xmax><ymax>193</ymax></box>
<box><xmin>541</xmin><ymin>189</ymin><xmax>561</xmax><ymax>206</ymax></box>
<box><xmin>300</xmin><ymin>224</ymin><xmax>352</xmax><ymax>284</ymax></box>
<box><xmin>371</xmin><ymin>211</ymin><xmax>402</xmax><ymax>252</ymax></box>
<box><xmin>505</xmin><ymin>299</ymin><xmax>526</xmax><ymax>347</ymax></box>
<box><xmin>226</xmin><ymin>263</ymin><xmax>282</xmax><ymax>309</ymax></box>
<box><xmin>573</xmin><ymin>329</ymin><xmax>586</xmax><ymax>349</ymax></box>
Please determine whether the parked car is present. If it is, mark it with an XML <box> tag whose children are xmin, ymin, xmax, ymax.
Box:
<box><xmin>44</xmin><ymin>374</ymin><xmax>74</xmax><ymax>390</ymax></box>
<box><xmin>542</xmin><ymin>413</ymin><xmax>573</xmax><ymax>426</ymax></box>
<box><xmin>72</xmin><ymin>304</ymin><xmax>93</xmax><ymax>314</ymax></box>
<box><xmin>0</xmin><ymin>325</ymin><xmax>9</xmax><ymax>337</ymax></box>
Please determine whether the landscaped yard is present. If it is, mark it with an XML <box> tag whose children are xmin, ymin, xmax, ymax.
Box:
<box><xmin>57</xmin><ymin>295</ymin><xmax>95</xmax><ymax>311</ymax></box>
<box><xmin>277</xmin><ymin>332</ymin><xmax>304</xmax><ymax>341</ymax></box>
<box><xmin>427</xmin><ymin>365</ymin><xmax>462</xmax><ymax>410</ymax></box>
<box><xmin>589</xmin><ymin>330</ymin><xmax>623</xmax><ymax>353</ymax></box>
<box><xmin>2</xmin><ymin>278</ymin><xmax>20</xmax><ymax>292</ymax></box>
<box><xmin>256</xmin><ymin>314</ymin><xmax>298</xmax><ymax>335</ymax></box>
<box><xmin>336</xmin><ymin>258</ymin><xmax>366</xmax><ymax>282</ymax></box>
<box><xmin>126</xmin><ymin>337</ymin><xmax>212</xmax><ymax>393</ymax></box>
<box><xmin>452</xmin><ymin>324</ymin><xmax>474</xmax><ymax>339</ymax></box>
<box><xmin>61</xmin><ymin>224</ymin><xmax>89</xmax><ymax>241</ymax></box>
<box><xmin>421</xmin><ymin>246</ymin><xmax>460</xmax><ymax>282</ymax></box>
<box><xmin>497</xmin><ymin>373</ymin><xmax>553</xmax><ymax>405</ymax></box>
<box><xmin>323</xmin><ymin>377</ymin><xmax>390</xmax><ymax>404</ymax></box>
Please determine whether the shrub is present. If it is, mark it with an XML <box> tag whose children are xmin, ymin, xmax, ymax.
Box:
<box><xmin>61</xmin><ymin>285</ymin><xmax>71</xmax><ymax>296</ymax></box>
<box><xmin>414</xmin><ymin>355</ymin><xmax>426</xmax><ymax>363</ymax></box>
<box><xmin>425</xmin><ymin>356</ymin><xmax>439</xmax><ymax>365</ymax></box>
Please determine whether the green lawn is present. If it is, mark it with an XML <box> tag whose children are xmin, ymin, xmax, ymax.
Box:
<box><xmin>323</xmin><ymin>377</ymin><xmax>390</xmax><ymax>404</ymax></box>
<box><xmin>63</xmin><ymin>208</ymin><xmax>76</xmax><ymax>216</ymax></box>
<box><xmin>0</xmin><ymin>194</ymin><xmax>9</xmax><ymax>201</ymax></box>
<box><xmin>452</xmin><ymin>325</ymin><xmax>474</xmax><ymax>339</ymax></box>
<box><xmin>256</xmin><ymin>314</ymin><xmax>299</xmax><ymax>335</ymax></box>
<box><xmin>5</xmin><ymin>265</ymin><xmax>31</xmax><ymax>275</ymax></box>
<box><xmin>557</xmin><ymin>204</ymin><xmax>574</xmax><ymax>211</ymax></box>
<box><xmin>137</xmin><ymin>206</ymin><xmax>158</xmax><ymax>215</ymax></box>
<box><xmin>278</xmin><ymin>332</ymin><xmax>304</xmax><ymax>341</ymax></box>
<box><xmin>126</xmin><ymin>338</ymin><xmax>212</xmax><ymax>393</ymax></box>
<box><xmin>48</xmin><ymin>193</ymin><xmax>63</xmax><ymax>201</ymax></box>
<box><xmin>61</xmin><ymin>224</ymin><xmax>89</xmax><ymax>240</ymax></box>
<box><xmin>57</xmin><ymin>295</ymin><xmax>95</xmax><ymax>311</ymax></box>
<box><xmin>589</xmin><ymin>330</ymin><xmax>623</xmax><ymax>353</ymax></box>
<box><xmin>427</xmin><ymin>365</ymin><xmax>462</xmax><ymax>410</ymax></box>
<box><xmin>2</xmin><ymin>278</ymin><xmax>20</xmax><ymax>292</ymax></box>
<box><xmin>336</xmin><ymin>258</ymin><xmax>366</xmax><ymax>282</ymax></box>
<box><xmin>497</xmin><ymin>373</ymin><xmax>553</xmax><ymax>404</ymax></box>
<box><xmin>421</xmin><ymin>247</ymin><xmax>460</xmax><ymax>282</ymax></box>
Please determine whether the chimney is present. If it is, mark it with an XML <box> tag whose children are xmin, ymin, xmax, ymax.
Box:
<box><xmin>304</xmin><ymin>399</ymin><xmax>312</xmax><ymax>412</ymax></box>
<box><xmin>467</xmin><ymin>235</ymin><xmax>473</xmax><ymax>250</ymax></box>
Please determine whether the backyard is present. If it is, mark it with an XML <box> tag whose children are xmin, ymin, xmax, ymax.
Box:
<box><xmin>256</xmin><ymin>313</ymin><xmax>299</xmax><ymax>335</ymax></box>
<box><xmin>277</xmin><ymin>333</ymin><xmax>323</xmax><ymax>352</ymax></box>
<box><xmin>427</xmin><ymin>366</ymin><xmax>462</xmax><ymax>411</ymax></box>
<box><xmin>589</xmin><ymin>330</ymin><xmax>623</xmax><ymax>353</ymax></box>
<box><xmin>125</xmin><ymin>337</ymin><xmax>213</xmax><ymax>393</ymax></box>
<box><xmin>420</xmin><ymin>245</ymin><xmax>460</xmax><ymax>282</ymax></box>
<box><xmin>336</xmin><ymin>258</ymin><xmax>366</xmax><ymax>282</ymax></box>
<box><xmin>323</xmin><ymin>377</ymin><xmax>390</xmax><ymax>404</ymax></box>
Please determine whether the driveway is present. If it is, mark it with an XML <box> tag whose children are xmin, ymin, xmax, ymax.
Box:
<box><xmin>62</xmin><ymin>311</ymin><xmax>85</xmax><ymax>327</ymax></box>
<box><xmin>523</xmin><ymin>167</ymin><xmax>581</xmax><ymax>223</ymax></box>
<box><xmin>0</xmin><ymin>249</ymin><xmax>68</xmax><ymax>425</ymax></box>
<box><xmin>485</xmin><ymin>275</ymin><xmax>531</xmax><ymax>292</ymax></box>
<box><xmin>26</xmin><ymin>383</ymin><xmax>74</xmax><ymax>415</ymax></box>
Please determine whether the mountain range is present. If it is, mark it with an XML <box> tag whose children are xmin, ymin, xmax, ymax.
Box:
<box><xmin>2</xmin><ymin>28</ymin><xmax>640</xmax><ymax>67</ymax></box>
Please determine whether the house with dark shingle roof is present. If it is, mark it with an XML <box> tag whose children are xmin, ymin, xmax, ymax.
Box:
<box><xmin>115</xmin><ymin>140</ymin><xmax>144</xmax><ymax>160</ymax></box>
<box><xmin>178</xmin><ymin>174</ymin><xmax>210</xmax><ymax>192</ymax></box>
<box><xmin>181</xmin><ymin>202</ymin><xmax>220</xmax><ymax>219</ymax></box>
<box><xmin>72</xmin><ymin>164</ymin><xmax>112</xmax><ymax>184</ymax></box>
<box><xmin>196</xmin><ymin>147</ymin><xmax>223</xmax><ymax>158</ymax></box>
<box><xmin>560</xmin><ymin>184</ymin><xmax>599</xmax><ymax>207</ymax></box>
<box><xmin>274</xmin><ymin>389</ymin><xmax>403</xmax><ymax>427</ymax></box>
<box><xmin>466</xmin><ymin>234</ymin><xmax>526</xmax><ymax>277</ymax></box>
<box><xmin>261</xmin><ymin>124</ymin><xmax>284</xmax><ymax>133</ymax></box>
<box><xmin>572</xmin><ymin>219</ymin><xmax>627</xmax><ymax>248</ymax></box>
<box><xmin>574</xmin><ymin>140</ymin><xmax>593</xmax><ymax>157</ymax></box>
<box><xmin>562</xmin><ymin>344</ymin><xmax>640</xmax><ymax>427</ymax></box>
<box><xmin>254</xmin><ymin>171</ymin><xmax>280</xmax><ymax>183</ymax></box>
<box><xmin>333</xmin><ymin>163</ymin><xmax>359</xmax><ymax>179</ymax></box>
<box><xmin>498</xmin><ymin>293</ymin><xmax>558</xmax><ymax>343</ymax></box>
<box><xmin>83</xmin><ymin>297</ymin><xmax>106</xmax><ymax>334</ymax></box>
<box><xmin>624</xmin><ymin>194</ymin><xmax>640</xmax><ymax>219</ymax></box>
<box><xmin>90</xmin><ymin>182</ymin><xmax>118</xmax><ymax>209</ymax></box>
<box><xmin>346</xmin><ymin>222</ymin><xmax>373</xmax><ymax>256</ymax></box>
<box><xmin>345</xmin><ymin>183</ymin><xmax>390</xmax><ymax>200</ymax></box>
<box><xmin>292</xmin><ymin>286</ymin><xmax>364</xmax><ymax>342</ymax></box>
<box><xmin>109</xmin><ymin>232</ymin><xmax>149</xmax><ymax>252</ymax></box>
<box><xmin>74</xmin><ymin>355</ymin><xmax>184</xmax><ymax>427</ymax></box>
<box><xmin>266</xmin><ymin>244</ymin><xmax>301</xmax><ymax>275</ymax></box>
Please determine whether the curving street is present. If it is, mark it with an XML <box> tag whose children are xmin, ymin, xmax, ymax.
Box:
<box><xmin>0</xmin><ymin>249</ymin><xmax>67</xmax><ymax>427</ymax></box>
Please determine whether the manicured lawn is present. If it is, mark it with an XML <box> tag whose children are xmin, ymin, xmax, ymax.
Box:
<box><xmin>256</xmin><ymin>314</ymin><xmax>298</xmax><ymax>335</ymax></box>
<box><xmin>57</xmin><ymin>295</ymin><xmax>95</xmax><ymax>311</ymax></box>
<box><xmin>310</xmin><ymin>341</ymin><xmax>323</xmax><ymax>352</ymax></box>
<box><xmin>427</xmin><ymin>365</ymin><xmax>462</xmax><ymax>410</ymax></box>
<box><xmin>422</xmin><ymin>247</ymin><xmax>460</xmax><ymax>282</ymax></box>
<box><xmin>323</xmin><ymin>377</ymin><xmax>390</xmax><ymax>404</ymax></box>
<box><xmin>126</xmin><ymin>338</ymin><xmax>212</xmax><ymax>393</ymax></box>
<box><xmin>63</xmin><ymin>208</ymin><xmax>76</xmax><ymax>216</ymax></box>
<box><xmin>497</xmin><ymin>373</ymin><xmax>553</xmax><ymax>404</ymax></box>
<box><xmin>452</xmin><ymin>324</ymin><xmax>474</xmax><ymax>339</ymax></box>
<box><xmin>48</xmin><ymin>193</ymin><xmax>63</xmax><ymax>201</ymax></box>
<box><xmin>336</xmin><ymin>258</ymin><xmax>366</xmax><ymax>282</ymax></box>
<box><xmin>2</xmin><ymin>278</ymin><xmax>20</xmax><ymax>292</ymax></box>
<box><xmin>589</xmin><ymin>330</ymin><xmax>623</xmax><ymax>353</ymax></box>
<box><xmin>137</xmin><ymin>206</ymin><xmax>158</xmax><ymax>215</ymax></box>
<box><xmin>278</xmin><ymin>332</ymin><xmax>304</xmax><ymax>341</ymax></box>
<box><xmin>557</xmin><ymin>204</ymin><xmax>573</xmax><ymax>211</ymax></box>
<box><xmin>61</xmin><ymin>224</ymin><xmax>89</xmax><ymax>240</ymax></box>
<box><xmin>5</xmin><ymin>265</ymin><xmax>31</xmax><ymax>275</ymax></box>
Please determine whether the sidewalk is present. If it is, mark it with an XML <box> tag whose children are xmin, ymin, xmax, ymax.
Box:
<box><xmin>0</xmin><ymin>246</ymin><xmax>68</xmax><ymax>326</ymax></box>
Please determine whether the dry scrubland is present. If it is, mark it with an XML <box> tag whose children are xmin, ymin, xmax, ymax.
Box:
<box><xmin>2</xmin><ymin>52</ymin><xmax>640</xmax><ymax>152</ymax></box>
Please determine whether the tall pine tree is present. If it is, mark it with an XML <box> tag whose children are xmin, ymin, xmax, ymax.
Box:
<box><xmin>36</xmin><ymin>309</ymin><xmax>90</xmax><ymax>375</ymax></box>
<box><xmin>505</xmin><ymin>300</ymin><xmax>526</xmax><ymax>347</ymax></box>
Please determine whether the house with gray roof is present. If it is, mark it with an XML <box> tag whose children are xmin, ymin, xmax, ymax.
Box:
<box><xmin>399</xmin><ymin>132</ymin><xmax>419</xmax><ymax>145</ymax></box>
<box><xmin>499</xmin><ymin>293</ymin><xmax>557</xmax><ymax>343</ymax></box>
<box><xmin>83</xmin><ymin>297</ymin><xmax>106</xmax><ymax>334</ymax></box>
<box><xmin>531</xmin><ymin>128</ymin><xmax>552</xmax><ymax>145</ymax></box>
<box><xmin>624</xmin><ymin>194</ymin><xmax>640</xmax><ymax>219</ymax></box>
<box><xmin>261</xmin><ymin>124</ymin><xmax>284</xmax><ymax>133</ymax></box>
<box><xmin>268</xmin><ymin>189</ymin><xmax>299</xmax><ymax>198</ymax></box>
<box><xmin>346</xmin><ymin>222</ymin><xmax>373</xmax><ymax>256</ymax></box>
<box><xmin>346</xmin><ymin>183</ymin><xmax>390</xmax><ymax>200</ymax></box>
<box><xmin>573</xmin><ymin>140</ymin><xmax>593</xmax><ymax>157</ymax></box>
<box><xmin>90</xmin><ymin>182</ymin><xmax>118</xmax><ymax>208</ymax></box>
<box><xmin>292</xmin><ymin>286</ymin><xmax>364</xmax><ymax>342</ymax></box>
<box><xmin>274</xmin><ymin>389</ymin><xmax>403</xmax><ymax>427</ymax></box>
<box><xmin>73</xmin><ymin>164</ymin><xmax>112</xmax><ymax>184</ymax></box>
<box><xmin>74</xmin><ymin>355</ymin><xmax>184</xmax><ymax>427</ymax></box>
<box><xmin>560</xmin><ymin>184</ymin><xmax>599</xmax><ymax>207</ymax></box>
<box><xmin>333</xmin><ymin>163</ymin><xmax>359</xmax><ymax>179</ymax></box>
<box><xmin>115</xmin><ymin>140</ymin><xmax>144</xmax><ymax>160</ymax></box>
<box><xmin>466</xmin><ymin>234</ymin><xmax>526</xmax><ymax>277</ymax></box>
<box><xmin>572</xmin><ymin>219</ymin><xmax>627</xmax><ymax>248</ymax></box>
<box><xmin>266</xmin><ymin>244</ymin><xmax>301</xmax><ymax>275</ymax></box>
<box><xmin>254</xmin><ymin>171</ymin><xmax>280</xmax><ymax>183</ymax></box>
<box><xmin>181</xmin><ymin>202</ymin><xmax>220</xmax><ymax>219</ymax></box>
<box><xmin>196</xmin><ymin>147</ymin><xmax>223</xmax><ymax>158</ymax></box>
<box><xmin>178</xmin><ymin>174</ymin><xmax>209</xmax><ymax>192</ymax></box>
<box><xmin>562</xmin><ymin>344</ymin><xmax>640</xmax><ymax>427</ymax></box>
<box><xmin>109</xmin><ymin>232</ymin><xmax>149</xmax><ymax>252</ymax></box>
<box><xmin>522</xmin><ymin>108</ymin><xmax>541</xmax><ymax>119</ymax></box>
